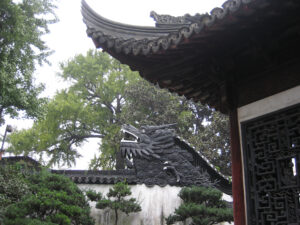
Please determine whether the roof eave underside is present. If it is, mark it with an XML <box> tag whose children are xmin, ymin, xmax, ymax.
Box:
<box><xmin>82</xmin><ymin>0</ymin><xmax>300</xmax><ymax>113</ymax></box>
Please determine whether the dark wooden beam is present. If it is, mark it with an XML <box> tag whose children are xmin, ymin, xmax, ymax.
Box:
<box><xmin>237</xmin><ymin>59</ymin><xmax>300</xmax><ymax>107</ymax></box>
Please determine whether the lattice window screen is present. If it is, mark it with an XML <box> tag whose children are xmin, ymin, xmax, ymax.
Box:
<box><xmin>242</xmin><ymin>104</ymin><xmax>300</xmax><ymax>225</ymax></box>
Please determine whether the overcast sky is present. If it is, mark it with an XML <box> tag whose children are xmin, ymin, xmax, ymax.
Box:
<box><xmin>2</xmin><ymin>0</ymin><xmax>225</xmax><ymax>169</ymax></box>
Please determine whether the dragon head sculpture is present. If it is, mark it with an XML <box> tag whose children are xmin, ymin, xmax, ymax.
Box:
<box><xmin>120</xmin><ymin>124</ymin><xmax>176</xmax><ymax>160</ymax></box>
<box><xmin>119</xmin><ymin>124</ymin><xmax>232</xmax><ymax>194</ymax></box>
<box><xmin>120</xmin><ymin>124</ymin><xmax>209</xmax><ymax>187</ymax></box>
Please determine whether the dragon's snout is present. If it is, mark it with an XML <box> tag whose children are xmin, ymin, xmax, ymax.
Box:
<box><xmin>120</xmin><ymin>126</ymin><xmax>143</xmax><ymax>159</ymax></box>
<box><xmin>120</xmin><ymin>125</ymin><xmax>160</xmax><ymax>160</ymax></box>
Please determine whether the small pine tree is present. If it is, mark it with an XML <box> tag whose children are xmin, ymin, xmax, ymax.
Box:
<box><xmin>166</xmin><ymin>186</ymin><xmax>233</xmax><ymax>225</ymax></box>
<box><xmin>86</xmin><ymin>181</ymin><xmax>141</xmax><ymax>225</ymax></box>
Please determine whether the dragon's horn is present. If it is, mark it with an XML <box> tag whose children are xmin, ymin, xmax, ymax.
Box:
<box><xmin>142</xmin><ymin>123</ymin><xmax>176</xmax><ymax>131</ymax></box>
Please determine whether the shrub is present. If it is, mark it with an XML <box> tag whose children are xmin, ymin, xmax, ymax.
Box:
<box><xmin>166</xmin><ymin>186</ymin><xmax>233</xmax><ymax>225</ymax></box>
<box><xmin>1</xmin><ymin>166</ymin><xmax>94</xmax><ymax>225</ymax></box>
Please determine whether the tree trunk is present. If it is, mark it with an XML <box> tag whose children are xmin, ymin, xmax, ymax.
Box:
<box><xmin>116</xmin><ymin>150</ymin><xmax>125</xmax><ymax>170</ymax></box>
<box><xmin>114</xmin><ymin>208</ymin><xmax>118</xmax><ymax>225</ymax></box>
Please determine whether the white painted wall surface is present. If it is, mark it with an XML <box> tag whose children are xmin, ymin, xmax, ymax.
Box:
<box><xmin>78</xmin><ymin>184</ymin><xmax>233</xmax><ymax>225</ymax></box>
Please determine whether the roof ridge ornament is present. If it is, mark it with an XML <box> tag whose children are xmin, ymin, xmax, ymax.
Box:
<box><xmin>150</xmin><ymin>11</ymin><xmax>215</xmax><ymax>28</ymax></box>
<box><xmin>150</xmin><ymin>11</ymin><xmax>192</xmax><ymax>27</ymax></box>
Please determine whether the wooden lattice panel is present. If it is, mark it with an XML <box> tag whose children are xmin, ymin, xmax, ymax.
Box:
<box><xmin>242</xmin><ymin>104</ymin><xmax>300</xmax><ymax>225</ymax></box>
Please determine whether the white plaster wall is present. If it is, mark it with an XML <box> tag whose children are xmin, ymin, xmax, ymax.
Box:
<box><xmin>237</xmin><ymin>85</ymin><xmax>300</xmax><ymax>225</ymax></box>
<box><xmin>78</xmin><ymin>184</ymin><xmax>233</xmax><ymax>225</ymax></box>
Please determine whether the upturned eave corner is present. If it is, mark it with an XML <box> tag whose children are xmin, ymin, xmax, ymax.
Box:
<box><xmin>81</xmin><ymin>0</ymin><xmax>300</xmax><ymax>113</ymax></box>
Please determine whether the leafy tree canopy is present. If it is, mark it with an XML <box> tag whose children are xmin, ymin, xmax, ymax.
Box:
<box><xmin>8</xmin><ymin>50</ymin><xmax>141</xmax><ymax>168</ymax></box>
<box><xmin>0</xmin><ymin>164</ymin><xmax>94</xmax><ymax>225</ymax></box>
<box><xmin>8</xmin><ymin>50</ymin><xmax>231</xmax><ymax>175</ymax></box>
<box><xmin>166</xmin><ymin>186</ymin><xmax>233</xmax><ymax>225</ymax></box>
<box><xmin>0</xmin><ymin>0</ymin><xmax>57</xmax><ymax>125</ymax></box>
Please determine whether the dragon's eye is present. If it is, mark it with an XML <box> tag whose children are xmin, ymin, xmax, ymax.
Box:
<box><xmin>122</xmin><ymin>131</ymin><xmax>139</xmax><ymax>143</ymax></box>
<box><xmin>124</xmin><ymin>132</ymin><xmax>134</xmax><ymax>141</ymax></box>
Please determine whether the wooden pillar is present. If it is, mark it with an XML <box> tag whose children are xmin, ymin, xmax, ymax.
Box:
<box><xmin>229</xmin><ymin>108</ymin><xmax>246</xmax><ymax>225</ymax></box>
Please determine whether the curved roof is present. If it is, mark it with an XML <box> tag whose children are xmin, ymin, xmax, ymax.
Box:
<box><xmin>82</xmin><ymin>0</ymin><xmax>300</xmax><ymax>113</ymax></box>
<box><xmin>82</xmin><ymin>0</ymin><xmax>248</xmax><ymax>56</ymax></box>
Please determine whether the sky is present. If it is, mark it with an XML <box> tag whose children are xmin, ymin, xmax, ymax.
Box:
<box><xmin>2</xmin><ymin>0</ymin><xmax>225</xmax><ymax>169</ymax></box>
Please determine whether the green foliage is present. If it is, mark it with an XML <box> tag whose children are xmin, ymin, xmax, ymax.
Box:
<box><xmin>87</xmin><ymin>181</ymin><xmax>141</xmax><ymax>225</ymax></box>
<box><xmin>191</xmin><ymin>112</ymin><xmax>231</xmax><ymax>175</ymax></box>
<box><xmin>8</xmin><ymin>91</ymin><xmax>94</xmax><ymax>166</ymax></box>
<box><xmin>86</xmin><ymin>189</ymin><xmax>102</xmax><ymax>202</ymax></box>
<box><xmin>8</xmin><ymin>50</ymin><xmax>231</xmax><ymax>174</ymax></box>
<box><xmin>0</xmin><ymin>166</ymin><xmax>94</xmax><ymax>225</ymax></box>
<box><xmin>166</xmin><ymin>186</ymin><xmax>233</xmax><ymax>225</ymax></box>
<box><xmin>0</xmin><ymin>165</ymin><xmax>30</xmax><ymax>223</ymax></box>
<box><xmin>8</xmin><ymin>50</ymin><xmax>140</xmax><ymax>168</ymax></box>
<box><xmin>0</xmin><ymin>0</ymin><xmax>57</xmax><ymax>124</ymax></box>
